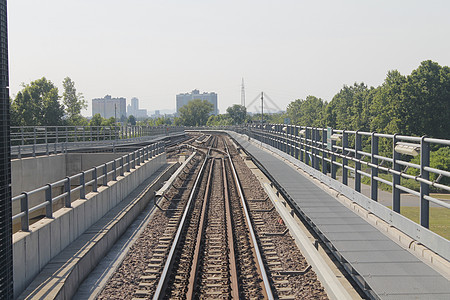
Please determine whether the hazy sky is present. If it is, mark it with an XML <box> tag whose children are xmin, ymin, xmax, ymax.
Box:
<box><xmin>8</xmin><ymin>0</ymin><xmax>450</xmax><ymax>116</ymax></box>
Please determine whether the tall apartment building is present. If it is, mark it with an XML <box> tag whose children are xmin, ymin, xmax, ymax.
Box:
<box><xmin>127</xmin><ymin>97</ymin><xmax>147</xmax><ymax>119</ymax></box>
<box><xmin>92</xmin><ymin>95</ymin><xmax>126</xmax><ymax>120</ymax></box>
<box><xmin>176</xmin><ymin>89</ymin><xmax>218</xmax><ymax>116</ymax></box>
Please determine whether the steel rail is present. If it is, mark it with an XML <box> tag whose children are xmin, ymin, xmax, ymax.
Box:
<box><xmin>152</xmin><ymin>149</ymin><xmax>210</xmax><ymax>300</ymax></box>
<box><xmin>223</xmin><ymin>157</ymin><xmax>240</xmax><ymax>299</ymax></box>
<box><xmin>224</xmin><ymin>140</ymin><xmax>274</xmax><ymax>300</ymax></box>
<box><xmin>186</xmin><ymin>158</ymin><xmax>214</xmax><ymax>299</ymax></box>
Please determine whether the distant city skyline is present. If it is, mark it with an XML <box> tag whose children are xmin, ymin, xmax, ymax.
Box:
<box><xmin>7</xmin><ymin>0</ymin><xmax>450</xmax><ymax>116</ymax></box>
<box><xmin>127</xmin><ymin>97</ymin><xmax>148</xmax><ymax>119</ymax></box>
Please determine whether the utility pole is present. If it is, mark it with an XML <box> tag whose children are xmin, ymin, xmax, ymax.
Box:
<box><xmin>261</xmin><ymin>91</ymin><xmax>264</xmax><ymax>125</ymax></box>
<box><xmin>114</xmin><ymin>103</ymin><xmax>117</xmax><ymax>124</ymax></box>
<box><xmin>241</xmin><ymin>78</ymin><xmax>246</xmax><ymax>107</ymax></box>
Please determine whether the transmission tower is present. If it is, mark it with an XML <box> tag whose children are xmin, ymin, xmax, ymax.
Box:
<box><xmin>241</xmin><ymin>78</ymin><xmax>246</xmax><ymax>107</ymax></box>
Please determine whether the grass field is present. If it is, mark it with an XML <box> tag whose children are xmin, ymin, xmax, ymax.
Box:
<box><xmin>388</xmin><ymin>205</ymin><xmax>449</xmax><ymax>240</ymax></box>
<box><xmin>433</xmin><ymin>193</ymin><xmax>450</xmax><ymax>200</ymax></box>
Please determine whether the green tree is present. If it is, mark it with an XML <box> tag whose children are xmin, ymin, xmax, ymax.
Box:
<box><xmin>324</xmin><ymin>83</ymin><xmax>372</xmax><ymax>131</ymax></box>
<box><xmin>101</xmin><ymin>117</ymin><xmax>116</xmax><ymax>127</ymax></box>
<box><xmin>370</xmin><ymin>70</ymin><xmax>406</xmax><ymax>134</ymax></box>
<box><xmin>226</xmin><ymin>104</ymin><xmax>247</xmax><ymax>124</ymax></box>
<box><xmin>11</xmin><ymin>77</ymin><xmax>64</xmax><ymax>126</ymax></box>
<box><xmin>154</xmin><ymin>116</ymin><xmax>172</xmax><ymax>126</ymax></box>
<box><xmin>369</xmin><ymin>61</ymin><xmax>450</xmax><ymax>139</ymax></box>
<box><xmin>402</xmin><ymin>60</ymin><xmax>450</xmax><ymax>138</ymax></box>
<box><xmin>286</xmin><ymin>96</ymin><xmax>325</xmax><ymax>127</ymax></box>
<box><xmin>207</xmin><ymin>114</ymin><xmax>232</xmax><ymax>126</ymax></box>
<box><xmin>90</xmin><ymin>113</ymin><xmax>103</xmax><ymax>126</ymax></box>
<box><xmin>10</xmin><ymin>97</ymin><xmax>20</xmax><ymax>126</ymax></box>
<box><xmin>62</xmin><ymin>77</ymin><xmax>87</xmax><ymax>125</ymax></box>
<box><xmin>128</xmin><ymin>115</ymin><xmax>136</xmax><ymax>125</ymax></box>
<box><xmin>178</xmin><ymin>99</ymin><xmax>214</xmax><ymax>126</ymax></box>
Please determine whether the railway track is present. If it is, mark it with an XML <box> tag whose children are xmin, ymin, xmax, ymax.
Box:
<box><xmin>98</xmin><ymin>133</ymin><xmax>328</xmax><ymax>299</ymax></box>
<box><xmin>151</xmin><ymin>135</ymin><xmax>273</xmax><ymax>299</ymax></box>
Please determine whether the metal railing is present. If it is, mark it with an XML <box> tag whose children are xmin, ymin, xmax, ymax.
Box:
<box><xmin>241</xmin><ymin>124</ymin><xmax>449</xmax><ymax>230</ymax></box>
<box><xmin>10</xmin><ymin>125</ymin><xmax>184</xmax><ymax>157</ymax></box>
<box><xmin>11</xmin><ymin>141</ymin><xmax>165</xmax><ymax>231</ymax></box>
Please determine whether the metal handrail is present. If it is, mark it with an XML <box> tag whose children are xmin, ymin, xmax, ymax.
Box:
<box><xmin>11</xmin><ymin>141</ymin><xmax>165</xmax><ymax>232</ymax></box>
<box><xmin>243</xmin><ymin>124</ymin><xmax>449</xmax><ymax>229</ymax></box>
<box><xmin>11</xmin><ymin>125</ymin><xmax>184</xmax><ymax>158</ymax></box>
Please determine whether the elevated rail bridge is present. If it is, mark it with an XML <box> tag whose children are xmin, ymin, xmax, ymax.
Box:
<box><xmin>8</xmin><ymin>125</ymin><xmax>450</xmax><ymax>299</ymax></box>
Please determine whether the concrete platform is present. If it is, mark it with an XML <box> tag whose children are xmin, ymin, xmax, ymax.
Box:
<box><xmin>228</xmin><ymin>132</ymin><xmax>450</xmax><ymax>300</ymax></box>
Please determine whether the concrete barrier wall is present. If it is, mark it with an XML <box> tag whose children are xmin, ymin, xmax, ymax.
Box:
<box><xmin>11</xmin><ymin>152</ymin><xmax>127</xmax><ymax>223</ymax></box>
<box><xmin>11</xmin><ymin>153</ymin><xmax>126</xmax><ymax>198</ymax></box>
<box><xmin>65</xmin><ymin>153</ymin><xmax>125</xmax><ymax>177</ymax></box>
<box><xmin>12</xmin><ymin>153</ymin><xmax>166</xmax><ymax>297</ymax></box>
<box><xmin>11</xmin><ymin>155</ymin><xmax>66</xmax><ymax>197</ymax></box>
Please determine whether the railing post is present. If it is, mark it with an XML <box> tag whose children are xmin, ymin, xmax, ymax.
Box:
<box><xmin>46</xmin><ymin>184</ymin><xmax>53</xmax><ymax>218</ymax></box>
<box><xmin>127</xmin><ymin>154</ymin><xmax>131</xmax><ymax>172</ymax></box>
<box><xmin>331</xmin><ymin>138</ymin><xmax>336</xmax><ymax>179</ymax></box>
<box><xmin>322</xmin><ymin>128</ymin><xmax>327</xmax><ymax>174</ymax></box>
<box><xmin>273</xmin><ymin>125</ymin><xmax>278</xmax><ymax>149</ymax></box>
<box><xmin>299</xmin><ymin>127</ymin><xmax>304</xmax><ymax>162</ymax></box>
<box><xmin>305</xmin><ymin>128</ymin><xmax>310</xmax><ymax>166</ymax></box>
<box><xmin>392</xmin><ymin>134</ymin><xmax>401</xmax><ymax>213</ymax></box>
<box><xmin>21</xmin><ymin>192</ymin><xmax>29</xmax><ymax>231</ymax></box>
<box><xmin>288</xmin><ymin>125</ymin><xmax>292</xmax><ymax>156</ymax></box>
<box><xmin>315</xmin><ymin>128</ymin><xmax>321</xmax><ymax>171</ymax></box>
<box><xmin>132</xmin><ymin>152</ymin><xmax>136</xmax><ymax>169</ymax></box>
<box><xmin>113</xmin><ymin>160</ymin><xmax>117</xmax><ymax>181</ymax></box>
<box><xmin>279</xmin><ymin>125</ymin><xmax>283</xmax><ymax>151</ymax></box>
<box><xmin>93</xmin><ymin>167</ymin><xmax>98</xmax><ymax>192</ymax></box>
<box><xmin>120</xmin><ymin>156</ymin><xmax>125</xmax><ymax>176</ymax></box>
<box><xmin>355</xmin><ymin>131</ymin><xmax>362</xmax><ymax>193</ymax></box>
<box><xmin>311</xmin><ymin>128</ymin><xmax>316</xmax><ymax>169</ymax></box>
<box><xmin>65</xmin><ymin>177</ymin><xmax>71</xmax><ymax>208</ymax></box>
<box><xmin>294</xmin><ymin>126</ymin><xmax>299</xmax><ymax>159</ymax></box>
<box><xmin>342</xmin><ymin>130</ymin><xmax>348</xmax><ymax>185</ymax></box>
<box><xmin>103</xmin><ymin>164</ymin><xmax>108</xmax><ymax>186</ymax></box>
<box><xmin>371</xmin><ymin>133</ymin><xmax>379</xmax><ymax>201</ymax></box>
<box><xmin>420</xmin><ymin>136</ymin><xmax>430</xmax><ymax>228</ymax></box>
<box><xmin>80</xmin><ymin>172</ymin><xmax>86</xmax><ymax>199</ymax></box>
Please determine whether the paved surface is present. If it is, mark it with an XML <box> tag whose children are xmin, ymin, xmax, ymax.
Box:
<box><xmin>230</xmin><ymin>132</ymin><xmax>450</xmax><ymax>300</ymax></box>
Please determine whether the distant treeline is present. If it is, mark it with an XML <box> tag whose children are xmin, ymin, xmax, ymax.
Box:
<box><xmin>286</xmin><ymin>60</ymin><xmax>450</xmax><ymax>139</ymax></box>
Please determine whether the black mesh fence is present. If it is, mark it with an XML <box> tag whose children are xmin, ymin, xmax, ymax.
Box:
<box><xmin>0</xmin><ymin>0</ymin><xmax>13</xmax><ymax>298</ymax></box>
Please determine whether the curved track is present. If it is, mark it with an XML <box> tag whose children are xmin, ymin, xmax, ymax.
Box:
<box><xmin>98</xmin><ymin>133</ymin><xmax>328</xmax><ymax>300</ymax></box>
